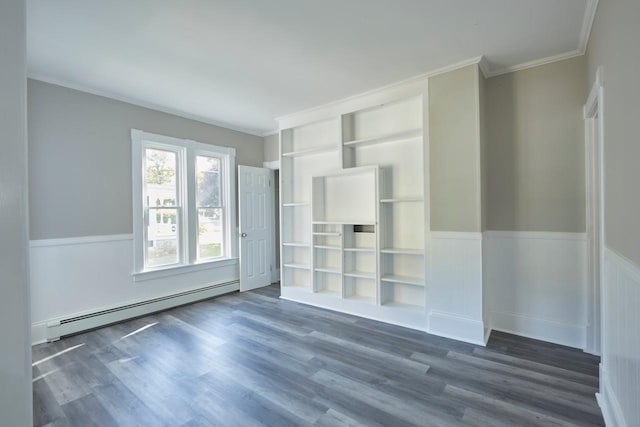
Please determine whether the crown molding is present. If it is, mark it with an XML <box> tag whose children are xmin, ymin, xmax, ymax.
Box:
<box><xmin>478</xmin><ymin>56</ymin><xmax>491</xmax><ymax>79</ymax></box>
<box><xmin>579</xmin><ymin>0</ymin><xmax>599</xmax><ymax>54</ymax></box>
<box><xmin>30</xmin><ymin>1</ymin><xmax>599</xmax><ymax>132</ymax></box>
<box><xmin>276</xmin><ymin>56</ymin><xmax>484</xmax><ymax>123</ymax></box>
<box><xmin>484</xmin><ymin>49</ymin><xmax>584</xmax><ymax>78</ymax></box>
<box><xmin>262</xmin><ymin>130</ymin><xmax>279</xmax><ymax>137</ymax></box>
<box><xmin>27</xmin><ymin>73</ymin><xmax>265</xmax><ymax>137</ymax></box>
<box><xmin>483</xmin><ymin>0</ymin><xmax>598</xmax><ymax>78</ymax></box>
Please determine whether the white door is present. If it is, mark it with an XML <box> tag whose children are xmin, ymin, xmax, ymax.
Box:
<box><xmin>238</xmin><ymin>166</ymin><xmax>272</xmax><ymax>291</ymax></box>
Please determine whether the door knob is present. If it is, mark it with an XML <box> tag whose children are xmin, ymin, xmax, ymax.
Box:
<box><xmin>241</xmin><ymin>232</ymin><xmax>247</xmax><ymax>238</ymax></box>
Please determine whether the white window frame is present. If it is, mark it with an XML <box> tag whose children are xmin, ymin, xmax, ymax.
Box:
<box><xmin>131</xmin><ymin>129</ymin><xmax>237</xmax><ymax>280</ymax></box>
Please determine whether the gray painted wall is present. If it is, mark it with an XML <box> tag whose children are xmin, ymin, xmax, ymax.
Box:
<box><xmin>28</xmin><ymin>80</ymin><xmax>264</xmax><ymax>240</ymax></box>
<box><xmin>484</xmin><ymin>56</ymin><xmax>587</xmax><ymax>232</ymax></box>
<box><xmin>587</xmin><ymin>1</ymin><xmax>640</xmax><ymax>266</ymax></box>
<box><xmin>263</xmin><ymin>133</ymin><xmax>279</xmax><ymax>162</ymax></box>
<box><xmin>0</xmin><ymin>0</ymin><xmax>32</xmax><ymax>424</ymax></box>
<box><xmin>429</xmin><ymin>65</ymin><xmax>482</xmax><ymax>232</ymax></box>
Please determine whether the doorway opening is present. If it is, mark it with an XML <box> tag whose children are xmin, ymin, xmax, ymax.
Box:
<box><xmin>584</xmin><ymin>67</ymin><xmax>604</xmax><ymax>356</ymax></box>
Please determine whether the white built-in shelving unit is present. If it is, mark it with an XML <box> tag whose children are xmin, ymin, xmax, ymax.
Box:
<box><xmin>279</xmin><ymin>91</ymin><xmax>428</xmax><ymax>330</ymax></box>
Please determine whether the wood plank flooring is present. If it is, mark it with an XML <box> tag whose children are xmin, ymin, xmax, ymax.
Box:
<box><xmin>32</xmin><ymin>284</ymin><xmax>604</xmax><ymax>426</ymax></box>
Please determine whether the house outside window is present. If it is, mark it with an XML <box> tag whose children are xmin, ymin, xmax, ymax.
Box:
<box><xmin>131</xmin><ymin>129</ymin><xmax>237</xmax><ymax>277</ymax></box>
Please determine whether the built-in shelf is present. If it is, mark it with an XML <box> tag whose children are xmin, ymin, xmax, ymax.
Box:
<box><xmin>343</xmin><ymin>128</ymin><xmax>422</xmax><ymax>148</ymax></box>
<box><xmin>314</xmin><ymin>267</ymin><xmax>341</xmax><ymax>274</ymax></box>
<box><xmin>380</xmin><ymin>248</ymin><xmax>423</xmax><ymax>255</ymax></box>
<box><xmin>314</xmin><ymin>245</ymin><xmax>341</xmax><ymax>251</ymax></box>
<box><xmin>282</xmin><ymin>145</ymin><xmax>338</xmax><ymax>158</ymax></box>
<box><xmin>344</xmin><ymin>247</ymin><xmax>376</xmax><ymax>253</ymax></box>
<box><xmin>313</xmin><ymin>232</ymin><xmax>341</xmax><ymax>236</ymax></box>
<box><xmin>282</xmin><ymin>202</ymin><xmax>310</xmax><ymax>207</ymax></box>
<box><xmin>381</xmin><ymin>275</ymin><xmax>424</xmax><ymax>287</ymax></box>
<box><xmin>281</xmin><ymin>93</ymin><xmax>426</xmax><ymax>329</ymax></box>
<box><xmin>284</xmin><ymin>263</ymin><xmax>310</xmax><ymax>270</ymax></box>
<box><xmin>283</xmin><ymin>242</ymin><xmax>310</xmax><ymax>247</ymax></box>
<box><xmin>380</xmin><ymin>197</ymin><xmax>423</xmax><ymax>203</ymax></box>
<box><xmin>344</xmin><ymin>270</ymin><xmax>376</xmax><ymax>280</ymax></box>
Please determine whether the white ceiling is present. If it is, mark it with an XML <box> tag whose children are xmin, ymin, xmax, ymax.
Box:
<box><xmin>27</xmin><ymin>0</ymin><xmax>595</xmax><ymax>136</ymax></box>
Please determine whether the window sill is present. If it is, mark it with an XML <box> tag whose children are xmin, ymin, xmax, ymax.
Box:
<box><xmin>132</xmin><ymin>257</ymin><xmax>239</xmax><ymax>282</ymax></box>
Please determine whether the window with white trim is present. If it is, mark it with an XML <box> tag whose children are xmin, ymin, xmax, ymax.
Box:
<box><xmin>132</xmin><ymin>129</ymin><xmax>236</xmax><ymax>275</ymax></box>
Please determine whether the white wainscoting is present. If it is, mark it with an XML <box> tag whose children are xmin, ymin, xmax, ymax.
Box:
<box><xmin>597</xmin><ymin>247</ymin><xmax>640</xmax><ymax>427</ymax></box>
<box><xmin>30</xmin><ymin>234</ymin><xmax>239</xmax><ymax>345</ymax></box>
<box><xmin>428</xmin><ymin>232</ymin><xmax>486</xmax><ymax>345</ymax></box>
<box><xmin>483</xmin><ymin>231</ymin><xmax>587</xmax><ymax>349</ymax></box>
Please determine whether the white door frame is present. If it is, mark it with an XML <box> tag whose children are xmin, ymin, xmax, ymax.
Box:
<box><xmin>263</xmin><ymin>160</ymin><xmax>280</xmax><ymax>283</ymax></box>
<box><xmin>583</xmin><ymin>67</ymin><xmax>605</xmax><ymax>356</ymax></box>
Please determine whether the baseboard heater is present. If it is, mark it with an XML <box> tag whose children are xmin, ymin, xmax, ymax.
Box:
<box><xmin>45</xmin><ymin>280</ymin><xmax>239</xmax><ymax>342</ymax></box>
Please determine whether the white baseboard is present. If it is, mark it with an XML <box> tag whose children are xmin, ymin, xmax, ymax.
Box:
<box><xmin>30</xmin><ymin>234</ymin><xmax>240</xmax><ymax>346</ymax></box>
<box><xmin>489</xmin><ymin>310</ymin><xmax>586</xmax><ymax>349</ymax></box>
<box><xmin>32</xmin><ymin>281</ymin><xmax>238</xmax><ymax>345</ymax></box>
<box><xmin>280</xmin><ymin>286</ymin><xmax>427</xmax><ymax>332</ymax></box>
<box><xmin>427</xmin><ymin>310</ymin><xmax>486</xmax><ymax>346</ymax></box>
<box><xmin>597</xmin><ymin>366</ymin><xmax>628</xmax><ymax>427</ymax></box>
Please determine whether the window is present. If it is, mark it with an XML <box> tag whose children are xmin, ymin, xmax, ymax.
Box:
<box><xmin>132</xmin><ymin>129</ymin><xmax>236</xmax><ymax>277</ymax></box>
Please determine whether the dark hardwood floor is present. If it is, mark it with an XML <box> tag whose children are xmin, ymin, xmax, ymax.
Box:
<box><xmin>32</xmin><ymin>284</ymin><xmax>604</xmax><ymax>426</ymax></box>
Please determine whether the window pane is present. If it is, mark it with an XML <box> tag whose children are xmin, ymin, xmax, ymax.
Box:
<box><xmin>198</xmin><ymin>208</ymin><xmax>223</xmax><ymax>260</ymax></box>
<box><xmin>145</xmin><ymin>149</ymin><xmax>177</xmax><ymax>207</ymax></box>
<box><xmin>196</xmin><ymin>156</ymin><xmax>221</xmax><ymax>207</ymax></box>
<box><xmin>147</xmin><ymin>208</ymin><xmax>179</xmax><ymax>267</ymax></box>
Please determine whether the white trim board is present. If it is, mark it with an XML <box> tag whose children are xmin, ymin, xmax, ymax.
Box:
<box><xmin>278</xmin><ymin>56</ymin><xmax>484</xmax><ymax>126</ymax></box>
<box><xmin>483</xmin><ymin>230</ymin><xmax>588</xmax><ymax>349</ymax></box>
<box><xmin>429</xmin><ymin>232</ymin><xmax>486</xmax><ymax>345</ymax></box>
<box><xmin>32</xmin><ymin>281</ymin><xmax>239</xmax><ymax>345</ymax></box>
<box><xmin>483</xmin><ymin>0</ymin><xmax>598</xmax><ymax>77</ymax></box>
<box><xmin>483</xmin><ymin>230</ymin><xmax>586</xmax><ymax>241</ymax></box>
<box><xmin>484</xmin><ymin>50</ymin><xmax>584</xmax><ymax>78</ymax></box>
<box><xmin>430</xmin><ymin>231</ymin><xmax>483</xmax><ymax>240</ymax></box>
<box><xmin>262</xmin><ymin>160</ymin><xmax>280</xmax><ymax>170</ymax></box>
<box><xmin>583</xmin><ymin>67</ymin><xmax>605</xmax><ymax>356</ymax></box>
<box><xmin>32</xmin><ymin>0</ymin><xmax>600</xmax><ymax>139</ymax></box>
<box><xmin>578</xmin><ymin>0</ymin><xmax>600</xmax><ymax>54</ymax></box>
<box><xmin>28</xmin><ymin>74</ymin><xmax>265</xmax><ymax>137</ymax></box>
<box><xmin>598</xmin><ymin>247</ymin><xmax>640</xmax><ymax>427</ymax></box>
<box><xmin>30</xmin><ymin>234</ymin><xmax>133</xmax><ymax>248</ymax></box>
<box><xmin>427</xmin><ymin>310</ymin><xmax>487</xmax><ymax>346</ymax></box>
<box><xmin>597</xmin><ymin>366</ymin><xmax>628</xmax><ymax>427</ymax></box>
<box><xmin>30</xmin><ymin>233</ymin><xmax>240</xmax><ymax>345</ymax></box>
<box><xmin>488</xmin><ymin>311</ymin><xmax>586</xmax><ymax>349</ymax></box>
